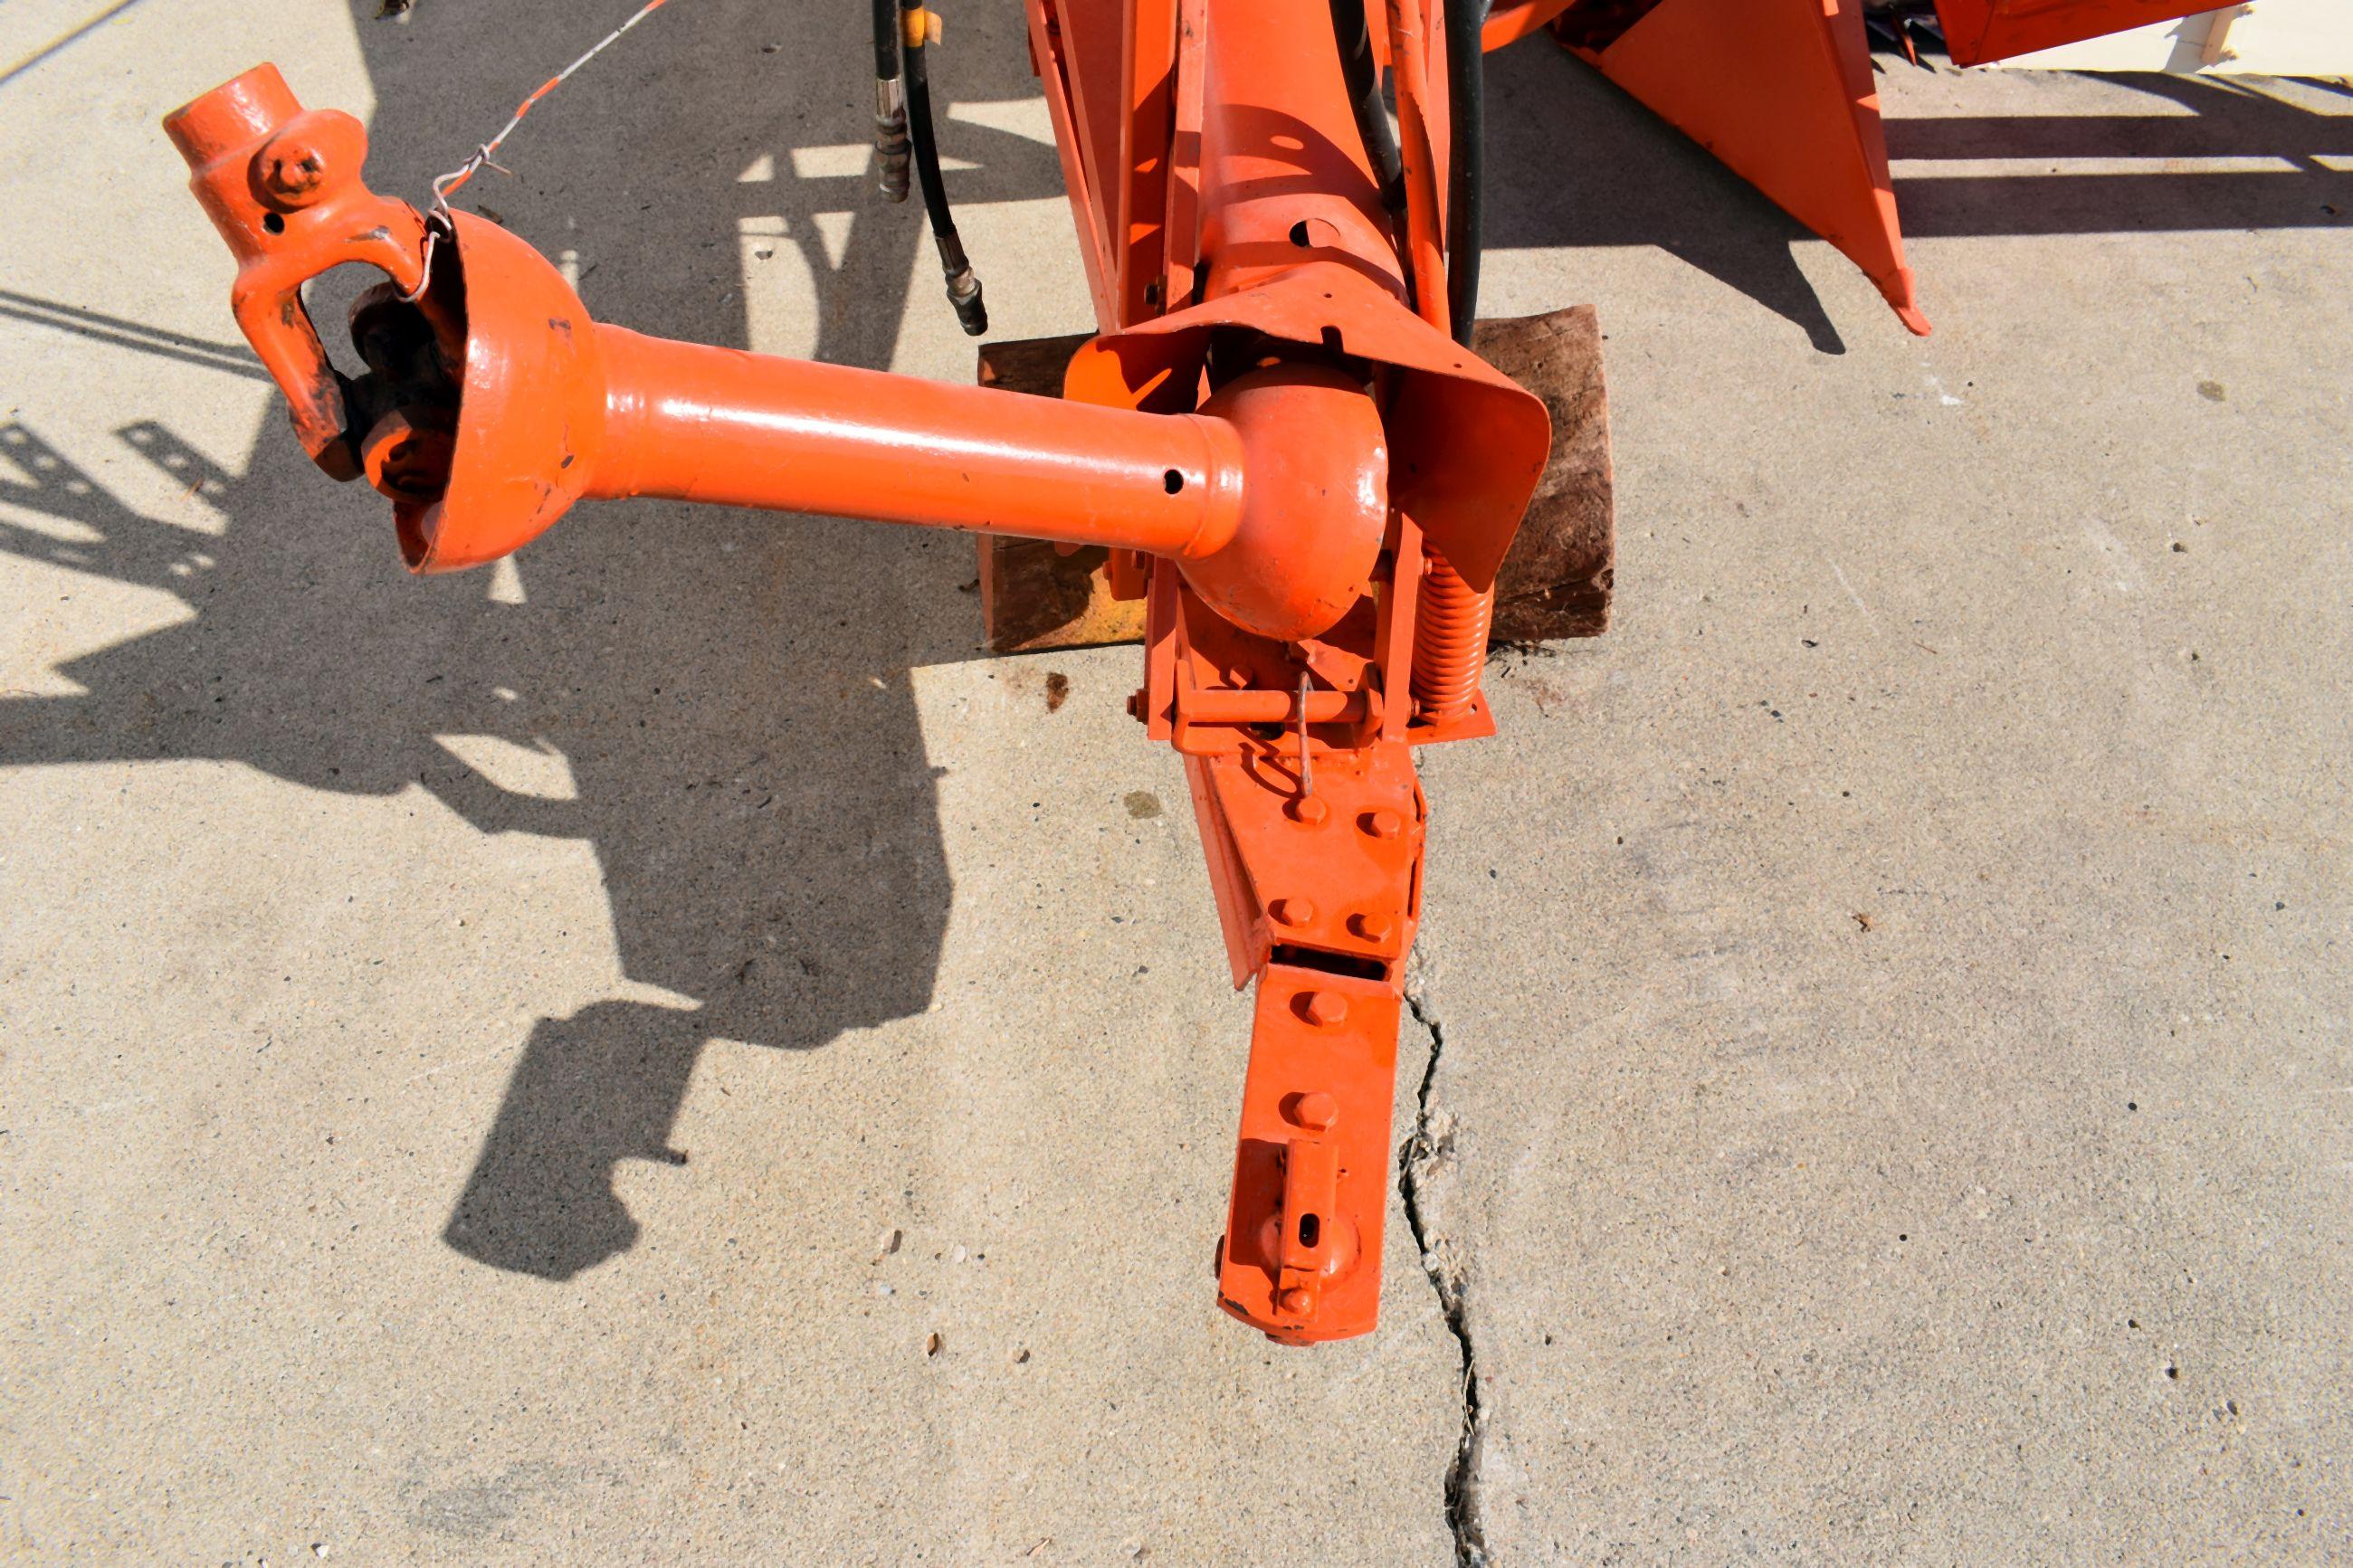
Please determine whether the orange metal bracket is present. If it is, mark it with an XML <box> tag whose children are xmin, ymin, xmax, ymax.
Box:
<box><xmin>1558</xmin><ymin>0</ymin><xmax>1930</xmax><ymax>335</ymax></box>
<box><xmin>1525</xmin><ymin>0</ymin><xmax>2232</xmax><ymax>336</ymax></box>
<box><xmin>162</xmin><ymin>64</ymin><xmax>437</xmax><ymax>477</ymax></box>
<box><xmin>1068</xmin><ymin>261</ymin><xmax>1550</xmax><ymax>594</ymax></box>
<box><xmin>1179</xmin><ymin>675</ymin><xmax>1425</xmax><ymax>1341</ymax></box>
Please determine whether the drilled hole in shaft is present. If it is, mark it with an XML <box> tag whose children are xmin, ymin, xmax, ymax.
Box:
<box><xmin>1163</xmin><ymin>468</ymin><xmax>1185</xmax><ymax>495</ymax></box>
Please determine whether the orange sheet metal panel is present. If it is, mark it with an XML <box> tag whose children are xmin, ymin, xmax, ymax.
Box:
<box><xmin>1569</xmin><ymin>0</ymin><xmax>1929</xmax><ymax>333</ymax></box>
<box><xmin>1053</xmin><ymin>0</ymin><xmax>1133</xmax><ymax>290</ymax></box>
<box><xmin>1935</xmin><ymin>0</ymin><xmax>2222</xmax><ymax>66</ymax></box>
<box><xmin>1159</xmin><ymin>0</ymin><xmax>1207</xmax><ymax>307</ymax></box>
<box><xmin>1117</xmin><ymin>0</ymin><xmax>1178</xmax><ymax>323</ymax></box>
<box><xmin>1022</xmin><ymin>0</ymin><xmax>1119</xmax><ymax>327</ymax></box>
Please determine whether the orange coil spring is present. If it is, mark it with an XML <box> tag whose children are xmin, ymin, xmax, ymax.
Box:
<box><xmin>1410</xmin><ymin>549</ymin><xmax>1493</xmax><ymax>722</ymax></box>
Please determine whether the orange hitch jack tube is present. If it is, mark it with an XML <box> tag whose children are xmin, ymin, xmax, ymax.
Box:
<box><xmin>166</xmin><ymin>0</ymin><xmax>1552</xmax><ymax>1345</ymax></box>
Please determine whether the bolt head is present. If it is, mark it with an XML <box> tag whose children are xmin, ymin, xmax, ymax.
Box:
<box><xmin>262</xmin><ymin>143</ymin><xmax>327</xmax><ymax>204</ymax></box>
<box><xmin>1350</xmin><ymin>911</ymin><xmax>1394</xmax><ymax>942</ymax></box>
<box><xmin>1362</xmin><ymin>809</ymin><xmax>1404</xmax><ymax>841</ymax></box>
<box><xmin>1271</xmin><ymin>896</ymin><xmax>1315</xmax><ymax>927</ymax></box>
<box><xmin>1302</xmin><ymin>991</ymin><xmax>1348</xmax><ymax>1028</ymax></box>
<box><xmin>1280</xmin><ymin>1287</ymin><xmax>1315</xmax><ymax>1315</ymax></box>
<box><xmin>1286</xmin><ymin>794</ymin><xmax>1329</xmax><ymax>826</ymax></box>
<box><xmin>1292</xmin><ymin>1091</ymin><xmax>1339</xmax><ymax>1131</ymax></box>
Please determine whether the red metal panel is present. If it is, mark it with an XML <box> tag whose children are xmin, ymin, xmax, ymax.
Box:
<box><xmin>1935</xmin><ymin>0</ymin><xmax>2221</xmax><ymax>66</ymax></box>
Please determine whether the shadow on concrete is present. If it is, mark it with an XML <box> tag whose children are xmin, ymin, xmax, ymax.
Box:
<box><xmin>0</xmin><ymin>289</ymin><xmax>270</xmax><ymax>380</ymax></box>
<box><xmin>1889</xmin><ymin>71</ymin><xmax>2353</xmax><ymax>238</ymax></box>
<box><xmin>1485</xmin><ymin>41</ymin><xmax>2351</xmax><ymax>352</ymax></box>
<box><xmin>0</xmin><ymin>0</ymin><xmax>1062</xmax><ymax>1280</ymax></box>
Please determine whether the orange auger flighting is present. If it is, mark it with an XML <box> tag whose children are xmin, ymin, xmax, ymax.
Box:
<box><xmin>167</xmin><ymin>0</ymin><xmax>2234</xmax><ymax>1342</ymax></box>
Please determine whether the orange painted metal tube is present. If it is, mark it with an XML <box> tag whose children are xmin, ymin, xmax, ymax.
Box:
<box><xmin>589</xmin><ymin>327</ymin><xmax>1246</xmax><ymax>559</ymax></box>
<box><xmin>1179</xmin><ymin>687</ymin><xmax>1373</xmax><ymax>725</ymax></box>
<box><xmin>1195</xmin><ymin>0</ymin><xmax>1405</xmax><ymax>302</ymax></box>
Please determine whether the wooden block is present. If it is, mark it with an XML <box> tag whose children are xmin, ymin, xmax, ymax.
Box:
<box><xmin>974</xmin><ymin>333</ymin><xmax>1148</xmax><ymax>653</ymax></box>
<box><xmin>975</xmin><ymin>331</ymin><xmax>1094</xmax><ymax>399</ymax></box>
<box><xmin>970</xmin><ymin>309</ymin><xmax>1615</xmax><ymax>652</ymax></box>
<box><xmin>1475</xmin><ymin>305</ymin><xmax>1615</xmax><ymax>643</ymax></box>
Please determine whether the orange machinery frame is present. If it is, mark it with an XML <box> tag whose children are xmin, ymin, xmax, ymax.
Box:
<box><xmin>168</xmin><ymin>0</ymin><xmax>1544</xmax><ymax>1345</ymax></box>
<box><xmin>165</xmin><ymin>0</ymin><xmax>2215</xmax><ymax>1344</ymax></box>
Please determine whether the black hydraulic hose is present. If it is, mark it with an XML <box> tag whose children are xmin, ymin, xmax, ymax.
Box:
<box><xmin>900</xmin><ymin>0</ymin><xmax>989</xmax><ymax>336</ymax></box>
<box><xmin>1329</xmin><ymin>0</ymin><xmax>1406</xmax><ymax>230</ymax></box>
<box><xmin>870</xmin><ymin>0</ymin><xmax>899</xmax><ymax>78</ymax></box>
<box><xmin>872</xmin><ymin>0</ymin><xmax>910</xmax><ymax>201</ymax></box>
<box><xmin>1443</xmin><ymin>0</ymin><xmax>1484</xmax><ymax>348</ymax></box>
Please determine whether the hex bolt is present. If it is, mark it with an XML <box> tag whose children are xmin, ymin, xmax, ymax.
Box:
<box><xmin>261</xmin><ymin>141</ymin><xmax>328</xmax><ymax>205</ymax></box>
<box><xmin>1271</xmin><ymin>896</ymin><xmax>1315</xmax><ymax>927</ymax></box>
<box><xmin>1302</xmin><ymin>991</ymin><xmax>1348</xmax><ymax>1027</ymax></box>
<box><xmin>1349</xmin><ymin>911</ymin><xmax>1394</xmax><ymax>942</ymax></box>
<box><xmin>1286</xmin><ymin>794</ymin><xmax>1329</xmax><ymax>826</ymax></box>
<box><xmin>1362</xmin><ymin>808</ymin><xmax>1404</xmax><ymax>841</ymax></box>
<box><xmin>1291</xmin><ymin>1091</ymin><xmax>1338</xmax><ymax>1131</ymax></box>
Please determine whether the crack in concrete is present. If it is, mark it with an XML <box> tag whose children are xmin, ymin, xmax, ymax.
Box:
<box><xmin>1402</xmin><ymin>985</ymin><xmax>1488</xmax><ymax>1566</ymax></box>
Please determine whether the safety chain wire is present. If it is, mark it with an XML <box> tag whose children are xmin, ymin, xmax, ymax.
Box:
<box><xmin>401</xmin><ymin>0</ymin><xmax>677</xmax><ymax>301</ymax></box>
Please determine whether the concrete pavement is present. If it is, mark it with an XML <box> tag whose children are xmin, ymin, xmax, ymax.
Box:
<box><xmin>1</xmin><ymin>2</ymin><xmax>2347</xmax><ymax>1561</ymax></box>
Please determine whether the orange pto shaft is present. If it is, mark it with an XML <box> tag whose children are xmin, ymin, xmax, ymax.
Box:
<box><xmin>589</xmin><ymin>328</ymin><xmax>1246</xmax><ymax>552</ymax></box>
<box><xmin>163</xmin><ymin>66</ymin><xmax>1388</xmax><ymax>645</ymax></box>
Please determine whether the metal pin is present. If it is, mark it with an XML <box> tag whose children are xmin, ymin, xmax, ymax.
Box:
<box><xmin>1297</xmin><ymin>672</ymin><xmax>1314</xmax><ymax>802</ymax></box>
